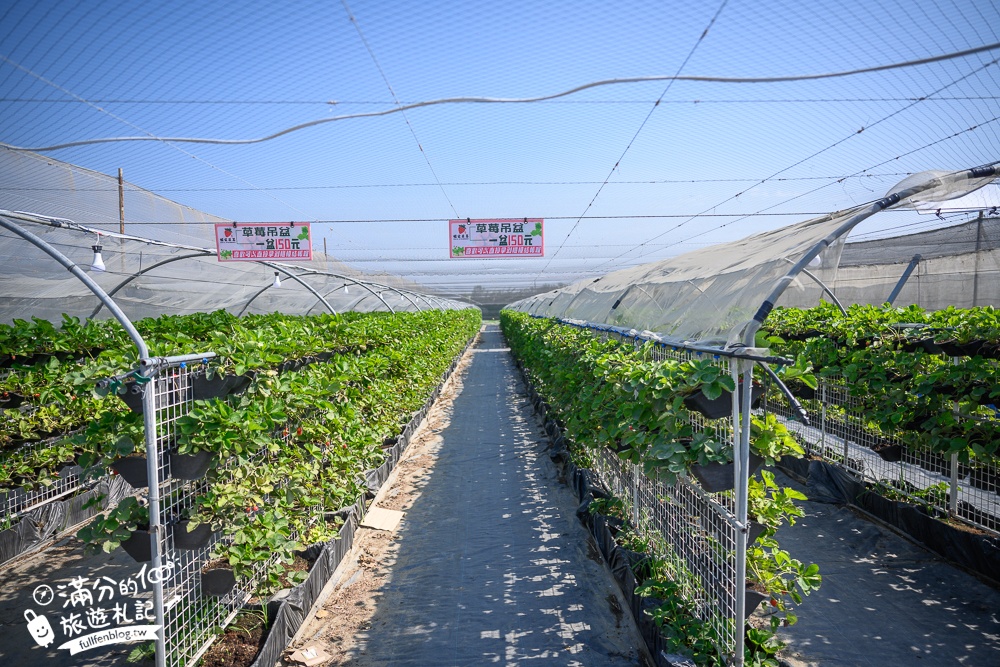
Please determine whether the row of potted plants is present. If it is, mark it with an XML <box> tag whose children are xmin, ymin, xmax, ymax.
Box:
<box><xmin>501</xmin><ymin>312</ymin><xmax>806</xmax><ymax>490</ymax></box>
<box><xmin>72</xmin><ymin>309</ymin><xmax>481</xmax><ymax>600</ymax></box>
<box><xmin>0</xmin><ymin>309</ymin><xmax>467</xmax><ymax>489</ymax></box>
<box><xmin>761</xmin><ymin>304</ymin><xmax>1000</xmax><ymax>464</ymax></box>
<box><xmin>501</xmin><ymin>312</ymin><xmax>820</xmax><ymax>666</ymax></box>
<box><xmin>763</xmin><ymin>302</ymin><xmax>1000</xmax><ymax>356</ymax></box>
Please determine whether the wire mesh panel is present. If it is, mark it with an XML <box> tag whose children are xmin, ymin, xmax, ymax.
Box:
<box><xmin>592</xmin><ymin>446</ymin><xmax>741</xmax><ymax>662</ymax></box>
<box><xmin>766</xmin><ymin>376</ymin><xmax>1000</xmax><ymax>536</ymax></box>
<box><xmin>586</xmin><ymin>341</ymin><xmax>744</xmax><ymax>663</ymax></box>
<box><xmin>1</xmin><ymin>432</ymin><xmax>86</xmax><ymax>517</ymax></box>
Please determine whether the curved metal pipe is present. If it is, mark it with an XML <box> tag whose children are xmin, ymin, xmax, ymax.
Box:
<box><xmin>90</xmin><ymin>251</ymin><xmax>212</xmax><ymax>319</ymax></box>
<box><xmin>236</xmin><ymin>283</ymin><xmax>272</xmax><ymax>317</ymax></box>
<box><xmin>0</xmin><ymin>214</ymin><xmax>149</xmax><ymax>358</ymax></box>
<box><xmin>260</xmin><ymin>262</ymin><xmax>336</xmax><ymax>315</ymax></box>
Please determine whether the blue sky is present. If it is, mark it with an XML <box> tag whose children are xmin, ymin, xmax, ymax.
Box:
<box><xmin>1</xmin><ymin>0</ymin><xmax>998</xmax><ymax>294</ymax></box>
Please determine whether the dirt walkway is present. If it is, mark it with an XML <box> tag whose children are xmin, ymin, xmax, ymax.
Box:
<box><xmin>287</xmin><ymin>325</ymin><xmax>650</xmax><ymax>667</ymax></box>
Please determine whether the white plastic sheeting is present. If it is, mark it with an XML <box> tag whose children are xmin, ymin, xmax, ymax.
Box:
<box><xmin>508</xmin><ymin>166</ymin><xmax>998</xmax><ymax>346</ymax></box>
<box><xmin>0</xmin><ymin>149</ymin><xmax>470</xmax><ymax>323</ymax></box>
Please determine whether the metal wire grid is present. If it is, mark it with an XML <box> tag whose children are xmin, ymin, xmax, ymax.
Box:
<box><xmin>584</xmin><ymin>336</ymin><xmax>743</xmax><ymax>662</ymax></box>
<box><xmin>766</xmin><ymin>377</ymin><xmax>1000</xmax><ymax>536</ymax></box>
<box><xmin>1</xmin><ymin>432</ymin><xmax>88</xmax><ymax>517</ymax></box>
<box><xmin>150</xmin><ymin>364</ymin><xmax>343</xmax><ymax>667</ymax></box>
<box><xmin>591</xmin><ymin>445</ymin><xmax>740</xmax><ymax>661</ymax></box>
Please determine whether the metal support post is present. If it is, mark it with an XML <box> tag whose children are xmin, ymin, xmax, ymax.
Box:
<box><xmin>732</xmin><ymin>359</ymin><xmax>752</xmax><ymax>667</ymax></box>
<box><xmin>631</xmin><ymin>464</ymin><xmax>641</xmax><ymax>529</ymax></box>
<box><xmin>950</xmin><ymin>451</ymin><xmax>959</xmax><ymax>516</ymax></box>
<box><xmin>142</xmin><ymin>382</ymin><xmax>167</xmax><ymax>667</ymax></box>
<box><xmin>886</xmin><ymin>254</ymin><xmax>922</xmax><ymax>306</ymax></box>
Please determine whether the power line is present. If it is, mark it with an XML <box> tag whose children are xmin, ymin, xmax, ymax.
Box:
<box><xmin>7</xmin><ymin>41</ymin><xmax>999</xmax><ymax>152</ymax></box>
<box><xmin>536</xmin><ymin>0</ymin><xmax>731</xmax><ymax>280</ymax></box>
<box><xmin>594</xmin><ymin>56</ymin><xmax>1000</xmax><ymax>269</ymax></box>
<box><xmin>0</xmin><ymin>173</ymin><xmax>914</xmax><ymax>191</ymax></box>
<box><xmin>340</xmin><ymin>0</ymin><xmax>459</xmax><ymax>219</ymax></box>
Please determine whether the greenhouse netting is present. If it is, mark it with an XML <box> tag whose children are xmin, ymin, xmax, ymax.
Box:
<box><xmin>507</xmin><ymin>164</ymin><xmax>998</xmax><ymax>347</ymax></box>
<box><xmin>0</xmin><ymin>148</ymin><xmax>470</xmax><ymax>324</ymax></box>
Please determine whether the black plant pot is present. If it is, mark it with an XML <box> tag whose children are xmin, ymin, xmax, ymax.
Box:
<box><xmin>746</xmin><ymin>520</ymin><xmax>765</xmax><ymax>546</ymax></box>
<box><xmin>170</xmin><ymin>520</ymin><xmax>215</xmax><ymax>550</ymax></box>
<box><xmin>169</xmin><ymin>450</ymin><xmax>213</xmax><ymax>480</ymax></box>
<box><xmin>191</xmin><ymin>373</ymin><xmax>251</xmax><ymax>401</ymax></box>
<box><xmin>0</xmin><ymin>392</ymin><xmax>25</xmax><ymax>409</ymax></box>
<box><xmin>788</xmin><ymin>382</ymin><xmax>815</xmax><ymax>401</ymax></box>
<box><xmin>684</xmin><ymin>383</ymin><xmax>763</xmax><ymax>420</ymax></box>
<box><xmin>120</xmin><ymin>529</ymin><xmax>153</xmax><ymax>562</ymax></box>
<box><xmin>111</xmin><ymin>456</ymin><xmax>149</xmax><ymax>488</ymax></box>
<box><xmin>117</xmin><ymin>382</ymin><xmax>147</xmax><ymax>414</ymax></box>
<box><xmin>202</xmin><ymin>567</ymin><xmax>237</xmax><ymax>597</ymax></box>
<box><xmin>689</xmin><ymin>453</ymin><xmax>764</xmax><ymax>493</ymax></box>
<box><xmin>875</xmin><ymin>444</ymin><xmax>904</xmax><ymax>463</ymax></box>
<box><xmin>745</xmin><ymin>586</ymin><xmax>769</xmax><ymax>613</ymax></box>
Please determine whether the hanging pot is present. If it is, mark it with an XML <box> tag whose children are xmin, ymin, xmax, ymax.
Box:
<box><xmin>689</xmin><ymin>453</ymin><xmax>764</xmax><ymax>493</ymax></box>
<box><xmin>117</xmin><ymin>382</ymin><xmax>146</xmax><ymax>414</ymax></box>
<box><xmin>0</xmin><ymin>392</ymin><xmax>25</xmax><ymax>409</ymax></box>
<box><xmin>201</xmin><ymin>567</ymin><xmax>237</xmax><ymax>597</ymax></box>
<box><xmin>684</xmin><ymin>383</ymin><xmax>763</xmax><ymax>421</ymax></box>
<box><xmin>111</xmin><ymin>456</ymin><xmax>149</xmax><ymax>488</ymax></box>
<box><xmin>787</xmin><ymin>382</ymin><xmax>815</xmax><ymax>401</ymax></box>
<box><xmin>191</xmin><ymin>373</ymin><xmax>252</xmax><ymax>401</ymax></box>
<box><xmin>169</xmin><ymin>450</ymin><xmax>213</xmax><ymax>480</ymax></box>
<box><xmin>746</xmin><ymin>520</ymin><xmax>765</xmax><ymax>546</ymax></box>
<box><xmin>170</xmin><ymin>520</ymin><xmax>215</xmax><ymax>550</ymax></box>
<box><xmin>120</xmin><ymin>529</ymin><xmax>153</xmax><ymax>563</ymax></box>
<box><xmin>874</xmin><ymin>444</ymin><xmax>903</xmax><ymax>462</ymax></box>
<box><xmin>745</xmin><ymin>586</ymin><xmax>769</xmax><ymax>613</ymax></box>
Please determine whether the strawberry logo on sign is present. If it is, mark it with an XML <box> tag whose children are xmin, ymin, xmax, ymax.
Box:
<box><xmin>458</xmin><ymin>225</ymin><xmax>466</xmax><ymax>234</ymax></box>
<box><xmin>224</xmin><ymin>229</ymin><xmax>232</xmax><ymax>238</ymax></box>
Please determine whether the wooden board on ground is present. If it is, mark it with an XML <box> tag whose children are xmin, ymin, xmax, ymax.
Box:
<box><xmin>360</xmin><ymin>506</ymin><xmax>403</xmax><ymax>532</ymax></box>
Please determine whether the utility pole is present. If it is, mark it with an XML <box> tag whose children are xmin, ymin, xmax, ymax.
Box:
<box><xmin>118</xmin><ymin>168</ymin><xmax>125</xmax><ymax>234</ymax></box>
<box><xmin>118</xmin><ymin>168</ymin><xmax>126</xmax><ymax>273</ymax></box>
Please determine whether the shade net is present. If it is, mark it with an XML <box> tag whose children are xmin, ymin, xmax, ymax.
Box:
<box><xmin>0</xmin><ymin>148</ymin><xmax>468</xmax><ymax>324</ymax></box>
<box><xmin>811</xmin><ymin>214</ymin><xmax>1000</xmax><ymax>310</ymax></box>
<box><xmin>508</xmin><ymin>167</ymin><xmax>997</xmax><ymax>346</ymax></box>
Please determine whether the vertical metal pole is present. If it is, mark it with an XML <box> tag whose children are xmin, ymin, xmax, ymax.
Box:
<box><xmin>118</xmin><ymin>168</ymin><xmax>125</xmax><ymax>235</ymax></box>
<box><xmin>949</xmin><ymin>451</ymin><xmax>959</xmax><ymax>517</ymax></box>
<box><xmin>732</xmin><ymin>360</ymin><xmax>750</xmax><ymax>666</ymax></box>
<box><xmin>631</xmin><ymin>464</ymin><xmax>640</xmax><ymax>528</ymax></box>
<box><xmin>142</xmin><ymin>381</ymin><xmax>167</xmax><ymax>667</ymax></box>
<box><xmin>973</xmin><ymin>211</ymin><xmax>983</xmax><ymax>307</ymax></box>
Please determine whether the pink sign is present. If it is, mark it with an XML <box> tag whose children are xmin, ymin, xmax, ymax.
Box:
<box><xmin>215</xmin><ymin>223</ymin><xmax>313</xmax><ymax>261</ymax></box>
<box><xmin>449</xmin><ymin>219</ymin><xmax>544</xmax><ymax>258</ymax></box>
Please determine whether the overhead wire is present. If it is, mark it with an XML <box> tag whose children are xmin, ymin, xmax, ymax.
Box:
<box><xmin>0</xmin><ymin>53</ymin><xmax>320</xmax><ymax>224</ymax></box>
<box><xmin>339</xmin><ymin>0</ymin><xmax>459</xmax><ymax>219</ymax></box>
<box><xmin>593</xmin><ymin>54</ymin><xmax>1000</xmax><ymax>269</ymax></box>
<box><xmin>533</xmin><ymin>0</ymin><xmax>731</xmax><ymax>282</ymax></box>
<box><xmin>4</xmin><ymin>42</ymin><xmax>998</xmax><ymax>152</ymax></box>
